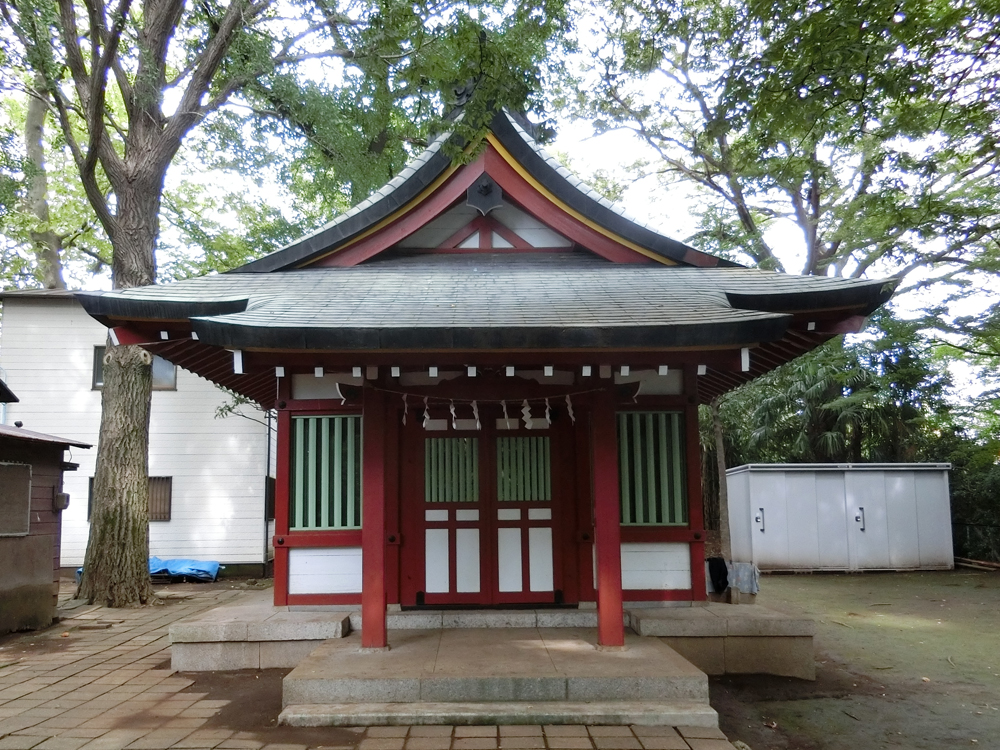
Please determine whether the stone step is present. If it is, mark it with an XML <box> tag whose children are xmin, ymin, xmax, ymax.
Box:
<box><xmin>349</xmin><ymin>610</ymin><xmax>600</xmax><ymax>631</ymax></box>
<box><xmin>279</xmin><ymin>701</ymin><xmax>719</xmax><ymax>727</ymax></box>
<box><xmin>282</xmin><ymin>629</ymin><xmax>709</xmax><ymax>707</ymax></box>
<box><xmin>284</xmin><ymin>672</ymin><xmax>708</xmax><ymax>705</ymax></box>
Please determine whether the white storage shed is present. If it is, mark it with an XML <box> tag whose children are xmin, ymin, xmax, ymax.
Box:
<box><xmin>727</xmin><ymin>463</ymin><xmax>954</xmax><ymax>571</ymax></box>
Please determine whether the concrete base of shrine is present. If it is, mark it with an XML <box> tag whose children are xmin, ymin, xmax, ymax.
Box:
<box><xmin>169</xmin><ymin>590</ymin><xmax>815</xmax><ymax>681</ymax></box>
<box><xmin>278</xmin><ymin>628</ymin><xmax>716</xmax><ymax>727</ymax></box>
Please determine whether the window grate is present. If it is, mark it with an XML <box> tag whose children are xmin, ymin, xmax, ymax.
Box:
<box><xmin>425</xmin><ymin>437</ymin><xmax>478</xmax><ymax>503</ymax></box>
<box><xmin>618</xmin><ymin>412</ymin><xmax>687</xmax><ymax>526</ymax></box>
<box><xmin>148</xmin><ymin>477</ymin><xmax>172</xmax><ymax>521</ymax></box>
<box><xmin>290</xmin><ymin>415</ymin><xmax>362</xmax><ymax>529</ymax></box>
<box><xmin>87</xmin><ymin>476</ymin><xmax>172</xmax><ymax>522</ymax></box>
<box><xmin>496</xmin><ymin>436</ymin><xmax>551</xmax><ymax>502</ymax></box>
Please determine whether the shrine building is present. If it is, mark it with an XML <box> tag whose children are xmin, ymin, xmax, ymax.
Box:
<box><xmin>78</xmin><ymin>110</ymin><xmax>894</xmax><ymax>650</ymax></box>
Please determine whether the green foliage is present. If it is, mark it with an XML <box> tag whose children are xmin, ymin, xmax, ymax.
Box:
<box><xmin>568</xmin><ymin>0</ymin><xmax>1000</xmax><ymax>281</ymax></box>
<box><xmin>0</xmin><ymin>125</ymin><xmax>22</xmax><ymax>229</ymax></box>
<box><xmin>201</xmin><ymin>0</ymin><xmax>571</xmax><ymax>207</ymax></box>
<box><xmin>0</xmin><ymin>0</ymin><xmax>570</xmax><ymax>290</ymax></box>
<box><xmin>704</xmin><ymin>313</ymin><xmax>957</xmax><ymax>468</ymax></box>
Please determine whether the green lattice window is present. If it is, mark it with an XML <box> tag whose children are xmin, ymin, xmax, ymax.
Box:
<box><xmin>618</xmin><ymin>412</ymin><xmax>687</xmax><ymax>525</ymax></box>
<box><xmin>290</xmin><ymin>415</ymin><xmax>362</xmax><ymax>530</ymax></box>
<box><xmin>425</xmin><ymin>437</ymin><xmax>479</xmax><ymax>503</ymax></box>
<box><xmin>496</xmin><ymin>436</ymin><xmax>551</xmax><ymax>502</ymax></box>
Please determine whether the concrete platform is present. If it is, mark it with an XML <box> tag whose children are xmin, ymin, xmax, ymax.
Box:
<box><xmin>279</xmin><ymin>628</ymin><xmax>715</xmax><ymax>727</ymax></box>
<box><xmin>169</xmin><ymin>590</ymin><xmax>350</xmax><ymax>671</ymax></box>
<box><xmin>169</xmin><ymin>591</ymin><xmax>815</xmax><ymax>680</ymax></box>
<box><xmin>280</xmin><ymin>701</ymin><xmax>719</xmax><ymax>727</ymax></box>
<box><xmin>631</xmin><ymin>604</ymin><xmax>816</xmax><ymax>680</ymax></box>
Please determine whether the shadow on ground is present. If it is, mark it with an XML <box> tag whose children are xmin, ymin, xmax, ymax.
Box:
<box><xmin>181</xmin><ymin>668</ymin><xmax>364</xmax><ymax>746</ymax></box>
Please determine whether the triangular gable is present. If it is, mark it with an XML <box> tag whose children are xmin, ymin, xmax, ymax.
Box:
<box><xmin>230</xmin><ymin>111</ymin><xmax>739</xmax><ymax>273</ymax></box>
<box><xmin>397</xmin><ymin>202</ymin><xmax>573</xmax><ymax>251</ymax></box>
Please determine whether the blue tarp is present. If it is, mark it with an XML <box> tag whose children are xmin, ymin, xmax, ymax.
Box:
<box><xmin>148</xmin><ymin>557</ymin><xmax>220</xmax><ymax>581</ymax></box>
<box><xmin>77</xmin><ymin>558</ymin><xmax>221</xmax><ymax>583</ymax></box>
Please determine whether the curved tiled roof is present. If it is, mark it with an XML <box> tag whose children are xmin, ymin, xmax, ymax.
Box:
<box><xmin>230</xmin><ymin>111</ymin><xmax>734</xmax><ymax>272</ymax></box>
<box><xmin>80</xmin><ymin>253</ymin><xmax>893</xmax><ymax>351</ymax></box>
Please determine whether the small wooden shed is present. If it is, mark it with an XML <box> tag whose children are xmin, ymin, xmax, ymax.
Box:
<box><xmin>1</xmin><ymin>381</ymin><xmax>90</xmax><ymax>635</ymax></box>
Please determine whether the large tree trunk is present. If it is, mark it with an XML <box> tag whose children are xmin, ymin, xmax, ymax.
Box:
<box><xmin>78</xmin><ymin>343</ymin><xmax>156</xmax><ymax>606</ymax></box>
<box><xmin>77</xmin><ymin>183</ymin><xmax>160</xmax><ymax>607</ymax></box>
<box><xmin>710</xmin><ymin>397</ymin><xmax>731</xmax><ymax>560</ymax></box>
<box><xmin>24</xmin><ymin>73</ymin><xmax>66</xmax><ymax>290</ymax></box>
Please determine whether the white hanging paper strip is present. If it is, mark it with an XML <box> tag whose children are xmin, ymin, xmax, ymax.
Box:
<box><xmin>472</xmin><ymin>400</ymin><xmax>481</xmax><ymax>430</ymax></box>
<box><xmin>545</xmin><ymin>397</ymin><xmax>552</xmax><ymax>425</ymax></box>
<box><xmin>402</xmin><ymin>394</ymin><xmax>408</xmax><ymax>426</ymax></box>
<box><xmin>422</xmin><ymin>396</ymin><xmax>430</xmax><ymax>430</ymax></box>
<box><xmin>565</xmin><ymin>394</ymin><xmax>576</xmax><ymax>424</ymax></box>
<box><xmin>335</xmin><ymin>382</ymin><xmax>346</xmax><ymax>406</ymax></box>
<box><xmin>450</xmin><ymin>400</ymin><xmax>457</xmax><ymax>430</ymax></box>
<box><xmin>522</xmin><ymin>399</ymin><xmax>532</xmax><ymax>430</ymax></box>
<box><xmin>502</xmin><ymin>400</ymin><xmax>511</xmax><ymax>429</ymax></box>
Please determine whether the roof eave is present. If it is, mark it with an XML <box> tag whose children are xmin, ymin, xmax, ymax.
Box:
<box><xmin>725</xmin><ymin>278</ymin><xmax>897</xmax><ymax>316</ymax></box>
<box><xmin>189</xmin><ymin>316</ymin><xmax>792</xmax><ymax>352</ymax></box>
<box><xmin>76</xmin><ymin>291</ymin><xmax>249</xmax><ymax>321</ymax></box>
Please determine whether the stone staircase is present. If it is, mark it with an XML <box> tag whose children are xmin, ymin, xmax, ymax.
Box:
<box><xmin>277</xmin><ymin>628</ymin><xmax>718</xmax><ymax>727</ymax></box>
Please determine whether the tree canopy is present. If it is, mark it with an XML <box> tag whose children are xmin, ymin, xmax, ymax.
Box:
<box><xmin>569</xmin><ymin>0</ymin><xmax>1000</xmax><ymax>283</ymax></box>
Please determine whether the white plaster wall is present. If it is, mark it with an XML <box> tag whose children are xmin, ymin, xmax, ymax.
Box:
<box><xmin>0</xmin><ymin>297</ymin><xmax>269</xmax><ymax>566</ymax></box>
<box><xmin>288</xmin><ymin>547</ymin><xmax>362</xmax><ymax>594</ymax></box>
<box><xmin>621</xmin><ymin>542</ymin><xmax>692</xmax><ymax>590</ymax></box>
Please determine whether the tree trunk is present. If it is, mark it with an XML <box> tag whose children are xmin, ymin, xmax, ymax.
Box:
<box><xmin>24</xmin><ymin>73</ymin><xmax>66</xmax><ymax>290</ymax></box>
<box><xmin>711</xmin><ymin>397</ymin><xmax>731</xmax><ymax>560</ymax></box>
<box><xmin>77</xmin><ymin>343</ymin><xmax>156</xmax><ymax>606</ymax></box>
<box><xmin>77</xmin><ymin>182</ymin><xmax>159</xmax><ymax>607</ymax></box>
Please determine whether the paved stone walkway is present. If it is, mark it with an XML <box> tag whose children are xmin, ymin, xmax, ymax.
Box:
<box><xmin>0</xmin><ymin>586</ymin><xmax>740</xmax><ymax>750</ymax></box>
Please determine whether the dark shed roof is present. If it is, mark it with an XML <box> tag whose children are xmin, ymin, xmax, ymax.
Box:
<box><xmin>0</xmin><ymin>380</ymin><xmax>17</xmax><ymax>404</ymax></box>
<box><xmin>0</xmin><ymin>423</ymin><xmax>90</xmax><ymax>449</ymax></box>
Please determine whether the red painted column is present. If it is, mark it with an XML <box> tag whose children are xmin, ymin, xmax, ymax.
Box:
<box><xmin>273</xmin><ymin>408</ymin><xmax>291</xmax><ymax>606</ymax></box>
<box><xmin>361</xmin><ymin>388</ymin><xmax>388</xmax><ymax>649</ymax></box>
<box><xmin>685</xmin><ymin>367</ymin><xmax>708</xmax><ymax>601</ymax></box>
<box><xmin>592</xmin><ymin>389</ymin><xmax>625</xmax><ymax>648</ymax></box>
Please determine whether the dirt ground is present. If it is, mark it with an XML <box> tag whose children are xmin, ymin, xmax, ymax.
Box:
<box><xmin>713</xmin><ymin>569</ymin><xmax>1000</xmax><ymax>750</ymax></box>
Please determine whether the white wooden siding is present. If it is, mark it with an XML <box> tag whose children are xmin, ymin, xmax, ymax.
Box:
<box><xmin>620</xmin><ymin>542</ymin><xmax>691</xmax><ymax>590</ymax></box>
<box><xmin>288</xmin><ymin>547</ymin><xmax>362</xmax><ymax>594</ymax></box>
<box><xmin>0</xmin><ymin>297</ymin><xmax>269</xmax><ymax>566</ymax></box>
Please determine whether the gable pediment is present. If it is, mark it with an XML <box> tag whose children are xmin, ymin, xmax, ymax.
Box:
<box><xmin>230</xmin><ymin>111</ymin><xmax>737</xmax><ymax>273</ymax></box>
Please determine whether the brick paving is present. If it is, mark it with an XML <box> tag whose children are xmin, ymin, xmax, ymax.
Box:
<box><xmin>0</xmin><ymin>586</ymin><xmax>739</xmax><ymax>750</ymax></box>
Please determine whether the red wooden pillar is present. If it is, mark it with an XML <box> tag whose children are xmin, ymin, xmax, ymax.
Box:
<box><xmin>361</xmin><ymin>388</ymin><xmax>388</xmax><ymax>649</ymax></box>
<box><xmin>685</xmin><ymin>365</ymin><xmax>707</xmax><ymax>601</ymax></box>
<box><xmin>592</xmin><ymin>389</ymin><xmax>625</xmax><ymax>648</ymax></box>
<box><xmin>273</xmin><ymin>408</ymin><xmax>291</xmax><ymax>606</ymax></box>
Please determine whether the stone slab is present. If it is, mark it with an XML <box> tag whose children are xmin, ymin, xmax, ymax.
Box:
<box><xmin>171</xmin><ymin>642</ymin><xmax>259</xmax><ymax>672</ymax></box>
<box><xmin>630</xmin><ymin>604</ymin><xmax>813</xmax><ymax>638</ymax></box>
<box><xmin>282</xmin><ymin>629</ymin><xmax>708</xmax><ymax>707</ymax></box>
<box><xmin>279</xmin><ymin>702</ymin><xmax>719</xmax><ymax>728</ymax></box>
<box><xmin>247</xmin><ymin>613</ymin><xmax>350</xmax><ymax>642</ymax></box>
<box><xmin>260</xmin><ymin>640</ymin><xmax>326</xmax><ymax>669</ymax></box>
<box><xmin>659</xmin><ymin>639</ymin><xmax>726</xmax><ymax>677</ymax></box>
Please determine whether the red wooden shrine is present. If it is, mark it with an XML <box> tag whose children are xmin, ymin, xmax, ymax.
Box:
<box><xmin>80</xmin><ymin>111</ymin><xmax>893</xmax><ymax>649</ymax></box>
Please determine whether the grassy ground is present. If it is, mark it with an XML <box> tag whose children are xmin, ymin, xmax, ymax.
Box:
<box><xmin>712</xmin><ymin>569</ymin><xmax>1000</xmax><ymax>749</ymax></box>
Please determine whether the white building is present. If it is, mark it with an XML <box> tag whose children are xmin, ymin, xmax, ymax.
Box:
<box><xmin>0</xmin><ymin>290</ymin><xmax>274</xmax><ymax>573</ymax></box>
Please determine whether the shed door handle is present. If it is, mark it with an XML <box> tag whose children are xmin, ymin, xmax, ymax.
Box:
<box><xmin>855</xmin><ymin>507</ymin><xmax>866</xmax><ymax>532</ymax></box>
<box><xmin>755</xmin><ymin>508</ymin><xmax>765</xmax><ymax>533</ymax></box>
